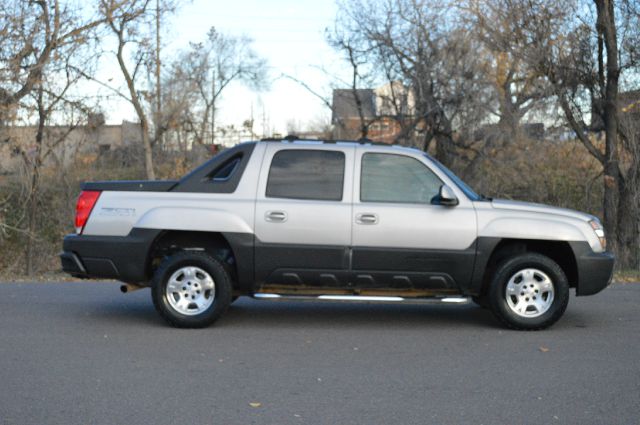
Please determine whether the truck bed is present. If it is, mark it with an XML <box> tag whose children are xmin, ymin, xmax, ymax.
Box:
<box><xmin>82</xmin><ymin>180</ymin><xmax>179</xmax><ymax>192</ymax></box>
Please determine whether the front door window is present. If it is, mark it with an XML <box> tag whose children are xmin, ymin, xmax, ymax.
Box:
<box><xmin>360</xmin><ymin>153</ymin><xmax>442</xmax><ymax>204</ymax></box>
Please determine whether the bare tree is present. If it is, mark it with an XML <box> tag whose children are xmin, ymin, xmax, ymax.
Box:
<box><xmin>478</xmin><ymin>0</ymin><xmax>640</xmax><ymax>266</ymax></box>
<box><xmin>0</xmin><ymin>0</ymin><xmax>104</xmax><ymax>124</ymax></box>
<box><xmin>0</xmin><ymin>2</ymin><xmax>101</xmax><ymax>275</ymax></box>
<box><xmin>333</xmin><ymin>0</ymin><xmax>489</xmax><ymax>165</ymax></box>
<box><xmin>100</xmin><ymin>0</ymin><xmax>157</xmax><ymax>179</ymax></box>
<box><xmin>465</xmin><ymin>0</ymin><xmax>551</xmax><ymax>141</ymax></box>
<box><xmin>22</xmin><ymin>80</ymin><xmax>85</xmax><ymax>275</ymax></box>
<box><xmin>163</xmin><ymin>27</ymin><xmax>268</xmax><ymax>148</ymax></box>
<box><xmin>327</xmin><ymin>24</ymin><xmax>378</xmax><ymax>139</ymax></box>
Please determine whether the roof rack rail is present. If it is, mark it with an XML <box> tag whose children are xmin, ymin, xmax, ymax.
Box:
<box><xmin>357</xmin><ymin>137</ymin><xmax>392</xmax><ymax>146</ymax></box>
<box><xmin>260</xmin><ymin>134</ymin><xmax>338</xmax><ymax>143</ymax></box>
<box><xmin>258</xmin><ymin>135</ymin><xmax>392</xmax><ymax>146</ymax></box>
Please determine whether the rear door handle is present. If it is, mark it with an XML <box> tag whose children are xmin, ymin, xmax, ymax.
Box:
<box><xmin>265</xmin><ymin>210</ymin><xmax>288</xmax><ymax>222</ymax></box>
<box><xmin>356</xmin><ymin>213</ymin><xmax>378</xmax><ymax>225</ymax></box>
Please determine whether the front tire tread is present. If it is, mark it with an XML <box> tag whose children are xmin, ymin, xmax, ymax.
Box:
<box><xmin>488</xmin><ymin>253</ymin><xmax>569</xmax><ymax>331</ymax></box>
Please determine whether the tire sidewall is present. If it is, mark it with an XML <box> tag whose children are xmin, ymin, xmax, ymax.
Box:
<box><xmin>152</xmin><ymin>252</ymin><xmax>232</xmax><ymax>328</ymax></box>
<box><xmin>489</xmin><ymin>254</ymin><xmax>569</xmax><ymax>330</ymax></box>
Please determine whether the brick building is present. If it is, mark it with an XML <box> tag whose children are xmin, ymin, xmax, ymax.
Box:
<box><xmin>331</xmin><ymin>82</ymin><xmax>414</xmax><ymax>144</ymax></box>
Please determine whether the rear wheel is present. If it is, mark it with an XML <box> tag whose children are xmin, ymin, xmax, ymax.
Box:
<box><xmin>152</xmin><ymin>251</ymin><xmax>232</xmax><ymax>328</ymax></box>
<box><xmin>488</xmin><ymin>253</ymin><xmax>569</xmax><ymax>330</ymax></box>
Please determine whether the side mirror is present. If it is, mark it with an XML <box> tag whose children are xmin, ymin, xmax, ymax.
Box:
<box><xmin>433</xmin><ymin>185</ymin><xmax>459</xmax><ymax>207</ymax></box>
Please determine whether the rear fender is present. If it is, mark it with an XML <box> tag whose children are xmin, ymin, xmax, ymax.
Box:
<box><xmin>135</xmin><ymin>207</ymin><xmax>253</xmax><ymax>234</ymax></box>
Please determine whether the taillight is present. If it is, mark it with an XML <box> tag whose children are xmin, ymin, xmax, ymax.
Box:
<box><xmin>75</xmin><ymin>190</ymin><xmax>101</xmax><ymax>234</ymax></box>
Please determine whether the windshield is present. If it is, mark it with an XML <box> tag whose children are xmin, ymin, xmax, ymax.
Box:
<box><xmin>424</xmin><ymin>154</ymin><xmax>483</xmax><ymax>201</ymax></box>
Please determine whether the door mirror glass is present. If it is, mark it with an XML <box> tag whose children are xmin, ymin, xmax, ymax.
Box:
<box><xmin>433</xmin><ymin>185</ymin><xmax>459</xmax><ymax>206</ymax></box>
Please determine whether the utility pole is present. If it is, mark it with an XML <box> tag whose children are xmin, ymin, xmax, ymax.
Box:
<box><xmin>250</xmin><ymin>102</ymin><xmax>255</xmax><ymax>139</ymax></box>
<box><xmin>261</xmin><ymin>103</ymin><xmax>268</xmax><ymax>138</ymax></box>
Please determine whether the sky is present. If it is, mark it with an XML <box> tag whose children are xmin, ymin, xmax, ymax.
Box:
<box><xmin>103</xmin><ymin>0</ymin><xmax>348</xmax><ymax>134</ymax></box>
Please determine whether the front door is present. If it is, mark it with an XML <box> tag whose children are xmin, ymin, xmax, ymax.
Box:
<box><xmin>350</xmin><ymin>148</ymin><xmax>477</xmax><ymax>291</ymax></box>
<box><xmin>254</xmin><ymin>144</ymin><xmax>355</xmax><ymax>288</ymax></box>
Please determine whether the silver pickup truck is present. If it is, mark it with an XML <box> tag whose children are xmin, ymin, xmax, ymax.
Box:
<box><xmin>60</xmin><ymin>139</ymin><xmax>614</xmax><ymax>330</ymax></box>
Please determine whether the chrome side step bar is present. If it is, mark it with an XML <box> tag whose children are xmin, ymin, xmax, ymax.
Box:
<box><xmin>252</xmin><ymin>293</ymin><xmax>469</xmax><ymax>304</ymax></box>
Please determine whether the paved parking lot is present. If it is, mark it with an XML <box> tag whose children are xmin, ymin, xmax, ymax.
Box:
<box><xmin>0</xmin><ymin>281</ymin><xmax>638</xmax><ymax>425</ymax></box>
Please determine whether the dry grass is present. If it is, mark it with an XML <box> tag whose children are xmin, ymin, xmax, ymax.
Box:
<box><xmin>613</xmin><ymin>270</ymin><xmax>640</xmax><ymax>284</ymax></box>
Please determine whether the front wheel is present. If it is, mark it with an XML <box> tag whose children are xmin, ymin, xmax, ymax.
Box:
<box><xmin>152</xmin><ymin>251</ymin><xmax>232</xmax><ymax>328</ymax></box>
<box><xmin>488</xmin><ymin>253</ymin><xmax>569</xmax><ymax>330</ymax></box>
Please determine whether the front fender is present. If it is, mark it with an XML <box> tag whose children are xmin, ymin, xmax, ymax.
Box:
<box><xmin>479</xmin><ymin>217</ymin><xmax>586</xmax><ymax>242</ymax></box>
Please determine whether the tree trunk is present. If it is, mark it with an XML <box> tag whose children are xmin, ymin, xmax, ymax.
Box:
<box><xmin>25</xmin><ymin>164</ymin><xmax>40</xmax><ymax>276</ymax></box>
<box><xmin>140</xmin><ymin>117</ymin><xmax>155</xmax><ymax>180</ymax></box>
<box><xmin>497</xmin><ymin>107</ymin><xmax>520</xmax><ymax>143</ymax></box>
<box><xmin>114</xmin><ymin>27</ymin><xmax>155</xmax><ymax>180</ymax></box>
<box><xmin>616</xmin><ymin>175</ymin><xmax>640</xmax><ymax>268</ymax></box>
<box><xmin>155</xmin><ymin>0</ymin><xmax>162</xmax><ymax>149</ymax></box>
<box><xmin>596</xmin><ymin>0</ymin><xmax>621</xmax><ymax>255</ymax></box>
<box><xmin>25</xmin><ymin>178</ymin><xmax>38</xmax><ymax>276</ymax></box>
<box><xmin>434</xmin><ymin>133</ymin><xmax>455</xmax><ymax>167</ymax></box>
<box><xmin>25</xmin><ymin>88</ymin><xmax>46</xmax><ymax>275</ymax></box>
<box><xmin>434</xmin><ymin>110</ymin><xmax>456</xmax><ymax>167</ymax></box>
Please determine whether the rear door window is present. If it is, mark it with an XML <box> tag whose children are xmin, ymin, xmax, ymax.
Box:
<box><xmin>266</xmin><ymin>150</ymin><xmax>345</xmax><ymax>201</ymax></box>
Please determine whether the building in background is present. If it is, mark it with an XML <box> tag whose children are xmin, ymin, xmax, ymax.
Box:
<box><xmin>331</xmin><ymin>82</ymin><xmax>414</xmax><ymax>143</ymax></box>
<box><xmin>0</xmin><ymin>116</ymin><xmax>142</xmax><ymax>174</ymax></box>
<box><xmin>331</xmin><ymin>88</ymin><xmax>376</xmax><ymax>140</ymax></box>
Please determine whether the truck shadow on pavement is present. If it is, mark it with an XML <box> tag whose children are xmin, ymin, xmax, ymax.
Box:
<box><xmin>74</xmin><ymin>294</ymin><xmax>503</xmax><ymax>329</ymax></box>
<box><xmin>223</xmin><ymin>299</ymin><xmax>500</xmax><ymax>330</ymax></box>
<box><xmin>56</xmin><ymin>294</ymin><xmax>600</xmax><ymax>331</ymax></box>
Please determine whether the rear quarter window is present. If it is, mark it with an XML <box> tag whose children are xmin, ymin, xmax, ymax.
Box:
<box><xmin>210</xmin><ymin>155</ymin><xmax>242</xmax><ymax>182</ymax></box>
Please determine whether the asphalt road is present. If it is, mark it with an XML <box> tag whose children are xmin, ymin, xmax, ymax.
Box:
<box><xmin>0</xmin><ymin>282</ymin><xmax>638</xmax><ymax>425</ymax></box>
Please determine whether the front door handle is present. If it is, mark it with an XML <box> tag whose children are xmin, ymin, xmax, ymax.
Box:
<box><xmin>265</xmin><ymin>210</ymin><xmax>288</xmax><ymax>223</ymax></box>
<box><xmin>355</xmin><ymin>213</ymin><xmax>378</xmax><ymax>225</ymax></box>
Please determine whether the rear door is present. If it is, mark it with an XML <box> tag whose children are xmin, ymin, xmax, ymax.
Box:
<box><xmin>351</xmin><ymin>147</ymin><xmax>477</xmax><ymax>291</ymax></box>
<box><xmin>254</xmin><ymin>143</ymin><xmax>355</xmax><ymax>288</ymax></box>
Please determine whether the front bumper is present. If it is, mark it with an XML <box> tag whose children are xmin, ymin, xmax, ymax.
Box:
<box><xmin>60</xmin><ymin>229</ymin><xmax>161</xmax><ymax>283</ymax></box>
<box><xmin>570</xmin><ymin>242</ymin><xmax>615</xmax><ymax>296</ymax></box>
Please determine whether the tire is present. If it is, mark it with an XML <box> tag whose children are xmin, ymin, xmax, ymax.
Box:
<box><xmin>488</xmin><ymin>253</ymin><xmax>569</xmax><ymax>330</ymax></box>
<box><xmin>151</xmin><ymin>251</ymin><xmax>233</xmax><ymax>328</ymax></box>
